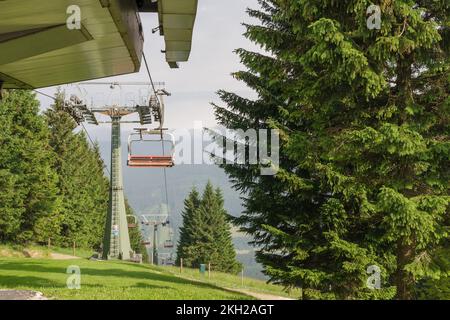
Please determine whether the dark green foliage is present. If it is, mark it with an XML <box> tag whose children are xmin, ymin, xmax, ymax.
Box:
<box><xmin>177</xmin><ymin>182</ymin><xmax>242</xmax><ymax>273</ymax></box>
<box><xmin>0</xmin><ymin>90</ymin><xmax>110</xmax><ymax>251</ymax></box>
<box><xmin>214</xmin><ymin>0</ymin><xmax>449</xmax><ymax>299</ymax></box>
<box><xmin>0</xmin><ymin>90</ymin><xmax>60</xmax><ymax>243</ymax></box>
<box><xmin>44</xmin><ymin>91</ymin><xmax>109</xmax><ymax>249</ymax></box>
<box><xmin>416</xmin><ymin>246</ymin><xmax>450</xmax><ymax>300</ymax></box>
<box><xmin>176</xmin><ymin>187</ymin><xmax>201</xmax><ymax>264</ymax></box>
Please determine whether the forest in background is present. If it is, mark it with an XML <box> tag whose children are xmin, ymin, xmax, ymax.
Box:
<box><xmin>0</xmin><ymin>90</ymin><xmax>108</xmax><ymax>249</ymax></box>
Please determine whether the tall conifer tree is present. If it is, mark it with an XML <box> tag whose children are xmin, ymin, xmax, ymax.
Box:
<box><xmin>214</xmin><ymin>0</ymin><xmax>449</xmax><ymax>299</ymax></box>
<box><xmin>177</xmin><ymin>187</ymin><xmax>201</xmax><ymax>264</ymax></box>
<box><xmin>177</xmin><ymin>183</ymin><xmax>241</xmax><ymax>273</ymax></box>
<box><xmin>0</xmin><ymin>90</ymin><xmax>61</xmax><ymax>243</ymax></box>
<box><xmin>44</xmin><ymin>92</ymin><xmax>109</xmax><ymax>249</ymax></box>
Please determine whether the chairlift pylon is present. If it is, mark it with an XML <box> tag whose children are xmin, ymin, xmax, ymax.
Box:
<box><xmin>127</xmin><ymin>128</ymin><xmax>175</xmax><ymax>168</ymax></box>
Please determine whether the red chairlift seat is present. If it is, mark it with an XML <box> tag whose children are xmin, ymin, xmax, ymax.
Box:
<box><xmin>128</xmin><ymin>129</ymin><xmax>175</xmax><ymax>168</ymax></box>
<box><xmin>127</xmin><ymin>215</ymin><xmax>138</xmax><ymax>228</ymax></box>
<box><xmin>128</xmin><ymin>155</ymin><xmax>174</xmax><ymax>168</ymax></box>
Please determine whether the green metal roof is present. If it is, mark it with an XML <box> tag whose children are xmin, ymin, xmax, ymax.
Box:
<box><xmin>158</xmin><ymin>0</ymin><xmax>198</xmax><ymax>68</ymax></box>
<box><xmin>0</xmin><ymin>0</ymin><xmax>199</xmax><ymax>89</ymax></box>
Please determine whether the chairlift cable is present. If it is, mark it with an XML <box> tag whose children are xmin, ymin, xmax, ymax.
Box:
<box><xmin>142</xmin><ymin>52</ymin><xmax>171</xmax><ymax>222</ymax></box>
<box><xmin>34</xmin><ymin>90</ymin><xmax>55</xmax><ymax>100</ymax></box>
<box><xmin>142</xmin><ymin>53</ymin><xmax>164</xmax><ymax>125</ymax></box>
<box><xmin>142</xmin><ymin>53</ymin><xmax>162</xmax><ymax>107</ymax></box>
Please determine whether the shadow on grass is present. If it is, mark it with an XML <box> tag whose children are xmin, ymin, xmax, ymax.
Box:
<box><xmin>131</xmin><ymin>282</ymin><xmax>173</xmax><ymax>290</ymax></box>
<box><xmin>0</xmin><ymin>275</ymin><xmax>60</xmax><ymax>288</ymax></box>
<box><xmin>0</xmin><ymin>260</ymin><xmax>244</xmax><ymax>294</ymax></box>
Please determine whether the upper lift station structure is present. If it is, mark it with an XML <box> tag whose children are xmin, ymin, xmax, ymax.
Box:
<box><xmin>0</xmin><ymin>0</ymin><xmax>199</xmax><ymax>260</ymax></box>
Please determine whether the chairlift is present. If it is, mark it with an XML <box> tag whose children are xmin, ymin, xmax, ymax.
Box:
<box><xmin>127</xmin><ymin>215</ymin><xmax>138</xmax><ymax>228</ymax></box>
<box><xmin>164</xmin><ymin>239</ymin><xmax>174</xmax><ymax>249</ymax></box>
<box><xmin>128</xmin><ymin>128</ymin><xmax>175</xmax><ymax>168</ymax></box>
<box><xmin>164</xmin><ymin>226</ymin><xmax>175</xmax><ymax>248</ymax></box>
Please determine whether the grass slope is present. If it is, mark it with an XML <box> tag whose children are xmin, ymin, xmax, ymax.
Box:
<box><xmin>0</xmin><ymin>257</ymin><xmax>253</xmax><ymax>300</ymax></box>
<box><xmin>163</xmin><ymin>266</ymin><xmax>301</xmax><ymax>299</ymax></box>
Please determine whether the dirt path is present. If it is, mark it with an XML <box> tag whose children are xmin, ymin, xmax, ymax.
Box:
<box><xmin>0</xmin><ymin>290</ymin><xmax>48</xmax><ymax>300</ymax></box>
<box><xmin>50</xmin><ymin>253</ymin><xmax>79</xmax><ymax>260</ymax></box>
<box><xmin>170</xmin><ymin>273</ymin><xmax>294</xmax><ymax>300</ymax></box>
<box><xmin>224</xmin><ymin>288</ymin><xmax>295</xmax><ymax>300</ymax></box>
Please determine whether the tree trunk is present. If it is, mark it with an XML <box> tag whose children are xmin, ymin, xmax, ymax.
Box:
<box><xmin>395</xmin><ymin>53</ymin><xmax>416</xmax><ymax>300</ymax></box>
<box><xmin>396</xmin><ymin>54</ymin><xmax>414</xmax><ymax>124</ymax></box>
<box><xmin>396</xmin><ymin>239</ymin><xmax>415</xmax><ymax>300</ymax></box>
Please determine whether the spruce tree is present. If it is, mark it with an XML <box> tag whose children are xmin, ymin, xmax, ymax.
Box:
<box><xmin>176</xmin><ymin>187</ymin><xmax>201</xmax><ymax>265</ymax></box>
<box><xmin>0</xmin><ymin>92</ymin><xmax>25</xmax><ymax>241</ymax></box>
<box><xmin>44</xmin><ymin>91</ymin><xmax>109</xmax><ymax>249</ymax></box>
<box><xmin>214</xmin><ymin>0</ymin><xmax>449</xmax><ymax>299</ymax></box>
<box><xmin>177</xmin><ymin>183</ymin><xmax>241</xmax><ymax>273</ymax></box>
<box><xmin>0</xmin><ymin>90</ymin><xmax>61</xmax><ymax>243</ymax></box>
<box><xmin>212</xmin><ymin>187</ymin><xmax>242</xmax><ymax>273</ymax></box>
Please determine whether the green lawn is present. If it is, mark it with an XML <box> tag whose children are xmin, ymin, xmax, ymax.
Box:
<box><xmin>162</xmin><ymin>266</ymin><xmax>301</xmax><ymax>299</ymax></box>
<box><xmin>0</xmin><ymin>257</ymin><xmax>253</xmax><ymax>300</ymax></box>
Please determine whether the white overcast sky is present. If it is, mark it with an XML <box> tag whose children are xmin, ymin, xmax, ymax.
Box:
<box><xmin>37</xmin><ymin>0</ymin><xmax>261</xmax><ymax>139</ymax></box>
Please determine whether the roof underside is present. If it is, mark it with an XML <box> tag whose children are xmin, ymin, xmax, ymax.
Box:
<box><xmin>158</xmin><ymin>0</ymin><xmax>198</xmax><ymax>68</ymax></box>
<box><xmin>0</xmin><ymin>0</ymin><xmax>145</xmax><ymax>89</ymax></box>
<box><xmin>0</xmin><ymin>0</ymin><xmax>198</xmax><ymax>89</ymax></box>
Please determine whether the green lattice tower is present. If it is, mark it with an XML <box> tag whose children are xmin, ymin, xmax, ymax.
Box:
<box><xmin>102</xmin><ymin>117</ymin><xmax>132</xmax><ymax>260</ymax></box>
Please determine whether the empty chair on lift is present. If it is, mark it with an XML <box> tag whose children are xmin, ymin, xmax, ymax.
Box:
<box><xmin>127</xmin><ymin>215</ymin><xmax>138</xmax><ymax>228</ymax></box>
<box><xmin>128</xmin><ymin>129</ymin><xmax>175</xmax><ymax>168</ymax></box>
<box><xmin>164</xmin><ymin>239</ymin><xmax>174</xmax><ymax>248</ymax></box>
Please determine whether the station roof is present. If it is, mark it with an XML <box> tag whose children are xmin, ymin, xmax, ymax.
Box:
<box><xmin>0</xmin><ymin>0</ymin><xmax>198</xmax><ymax>89</ymax></box>
<box><xmin>157</xmin><ymin>0</ymin><xmax>198</xmax><ymax>68</ymax></box>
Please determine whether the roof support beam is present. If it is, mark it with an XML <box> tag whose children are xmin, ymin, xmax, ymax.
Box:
<box><xmin>0</xmin><ymin>24</ymin><xmax>93</xmax><ymax>66</ymax></box>
<box><xmin>158</xmin><ymin>0</ymin><xmax>198</xmax><ymax>68</ymax></box>
<box><xmin>0</xmin><ymin>80</ymin><xmax>4</xmax><ymax>101</ymax></box>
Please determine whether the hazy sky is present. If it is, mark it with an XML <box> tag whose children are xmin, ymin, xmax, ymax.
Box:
<box><xmin>37</xmin><ymin>0</ymin><xmax>261</xmax><ymax>139</ymax></box>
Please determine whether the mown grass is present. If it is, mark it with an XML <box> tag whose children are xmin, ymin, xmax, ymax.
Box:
<box><xmin>161</xmin><ymin>266</ymin><xmax>301</xmax><ymax>299</ymax></box>
<box><xmin>0</xmin><ymin>257</ymin><xmax>253</xmax><ymax>300</ymax></box>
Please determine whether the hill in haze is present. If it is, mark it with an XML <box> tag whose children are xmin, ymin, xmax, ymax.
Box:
<box><xmin>96</xmin><ymin>137</ymin><xmax>266</xmax><ymax>279</ymax></box>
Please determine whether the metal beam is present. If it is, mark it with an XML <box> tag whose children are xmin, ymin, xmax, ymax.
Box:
<box><xmin>157</xmin><ymin>0</ymin><xmax>198</xmax><ymax>68</ymax></box>
<box><xmin>0</xmin><ymin>24</ymin><xmax>93</xmax><ymax>66</ymax></box>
